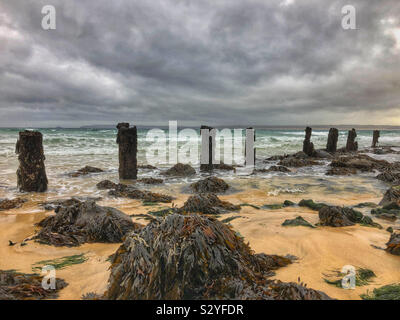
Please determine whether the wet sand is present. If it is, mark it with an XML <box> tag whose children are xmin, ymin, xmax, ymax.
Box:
<box><xmin>1</xmin><ymin>174</ymin><xmax>400</xmax><ymax>300</ymax></box>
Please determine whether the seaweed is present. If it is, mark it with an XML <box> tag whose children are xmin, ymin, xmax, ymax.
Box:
<box><xmin>360</xmin><ymin>284</ymin><xmax>400</xmax><ymax>300</ymax></box>
<box><xmin>282</xmin><ymin>216</ymin><xmax>315</xmax><ymax>228</ymax></box>
<box><xmin>32</xmin><ymin>254</ymin><xmax>88</xmax><ymax>272</ymax></box>
<box><xmin>323</xmin><ymin>267</ymin><xmax>376</xmax><ymax>288</ymax></box>
<box><xmin>298</xmin><ymin>199</ymin><xmax>327</xmax><ymax>211</ymax></box>
<box><xmin>240</xmin><ymin>203</ymin><xmax>260</xmax><ymax>210</ymax></box>
<box><xmin>220</xmin><ymin>216</ymin><xmax>242</xmax><ymax>224</ymax></box>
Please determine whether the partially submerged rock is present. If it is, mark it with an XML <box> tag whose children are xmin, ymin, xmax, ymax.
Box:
<box><xmin>163</xmin><ymin>163</ymin><xmax>196</xmax><ymax>177</ymax></box>
<box><xmin>109</xmin><ymin>184</ymin><xmax>173</xmax><ymax>203</ymax></box>
<box><xmin>298</xmin><ymin>199</ymin><xmax>326</xmax><ymax>211</ymax></box>
<box><xmin>379</xmin><ymin>186</ymin><xmax>400</xmax><ymax>206</ymax></box>
<box><xmin>179</xmin><ymin>193</ymin><xmax>240</xmax><ymax>214</ymax></box>
<box><xmin>319</xmin><ymin>206</ymin><xmax>381</xmax><ymax>228</ymax></box>
<box><xmin>138</xmin><ymin>164</ymin><xmax>157</xmax><ymax>170</ymax></box>
<box><xmin>0</xmin><ymin>198</ymin><xmax>27</xmax><ymax>210</ymax></box>
<box><xmin>190</xmin><ymin>177</ymin><xmax>229</xmax><ymax>194</ymax></box>
<box><xmin>377</xmin><ymin>171</ymin><xmax>400</xmax><ymax>184</ymax></box>
<box><xmin>70</xmin><ymin>166</ymin><xmax>103</xmax><ymax>177</ymax></box>
<box><xmin>0</xmin><ymin>270</ymin><xmax>67</xmax><ymax>300</ymax></box>
<box><xmin>255</xmin><ymin>165</ymin><xmax>291</xmax><ymax>173</ymax></box>
<box><xmin>33</xmin><ymin>200</ymin><xmax>142</xmax><ymax>247</ymax></box>
<box><xmin>386</xmin><ymin>233</ymin><xmax>400</xmax><ymax>256</ymax></box>
<box><xmin>330</xmin><ymin>154</ymin><xmax>390</xmax><ymax>173</ymax></box>
<box><xmin>213</xmin><ymin>163</ymin><xmax>235</xmax><ymax>171</ymax></box>
<box><xmin>40</xmin><ymin>198</ymin><xmax>83</xmax><ymax>211</ymax></box>
<box><xmin>282</xmin><ymin>216</ymin><xmax>315</xmax><ymax>228</ymax></box>
<box><xmin>278</xmin><ymin>157</ymin><xmax>319</xmax><ymax>168</ymax></box>
<box><xmin>326</xmin><ymin>167</ymin><xmax>357</xmax><ymax>176</ymax></box>
<box><xmin>138</xmin><ymin>178</ymin><xmax>164</xmax><ymax>185</ymax></box>
<box><xmin>105</xmin><ymin>214</ymin><xmax>330</xmax><ymax>300</ymax></box>
<box><xmin>96</xmin><ymin>180</ymin><xmax>118</xmax><ymax>190</ymax></box>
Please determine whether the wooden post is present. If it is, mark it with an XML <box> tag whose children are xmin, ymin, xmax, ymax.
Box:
<box><xmin>200</xmin><ymin>125</ymin><xmax>214</xmax><ymax>172</ymax></box>
<box><xmin>346</xmin><ymin>128</ymin><xmax>358</xmax><ymax>152</ymax></box>
<box><xmin>326</xmin><ymin>128</ymin><xmax>339</xmax><ymax>152</ymax></box>
<box><xmin>117</xmin><ymin>123</ymin><xmax>137</xmax><ymax>180</ymax></box>
<box><xmin>372</xmin><ymin>130</ymin><xmax>380</xmax><ymax>148</ymax></box>
<box><xmin>303</xmin><ymin>127</ymin><xmax>315</xmax><ymax>156</ymax></box>
<box><xmin>15</xmin><ymin>131</ymin><xmax>48</xmax><ymax>192</ymax></box>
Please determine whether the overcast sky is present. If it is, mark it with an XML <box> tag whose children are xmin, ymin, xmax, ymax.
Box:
<box><xmin>0</xmin><ymin>0</ymin><xmax>399</xmax><ymax>127</ymax></box>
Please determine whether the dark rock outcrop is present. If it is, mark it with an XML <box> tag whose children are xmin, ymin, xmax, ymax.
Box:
<box><xmin>33</xmin><ymin>200</ymin><xmax>142</xmax><ymax>247</ymax></box>
<box><xmin>96</xmin><ymin>180</ymin><xmax>118</xmax><ymax>190</ymax></box>
<box><xmin>345</xmin><ymin>128</ymin><xmax>358</xmax><ymax>152</ymax></box>
<box><xmin>15</xmin><ymin>131</ymin><xmax>48</xmax><ymax>192</ymax></box>
<box><xmin>104</xmin><ymin>214</ymin><xmax>331</xmax><ymax>300</ymax></box>
<box><xmin>190</xmin><ymin>177</ymin><xmax>229</xmax><ymax>194</ymax></box>
<box><xmin>179</xmin><ymin>193</ymin><xmax>240</xmax><ymax>214</ymax></box>
<box><xmin>0</xmin><ymin>198</ymin><xmax>27</xmax><ymax>210</ymax></box>
<box><xmin>278</xmin><ymin>157</ymin><xmax>319</xmax><ymax>168</ymax></box>
<box><xmin>117</xmin><ymin>123</ymin><xmax>137</xmax><ymax>180</ymax></box>
<box><xmin>303</xmin><ymin>127</ymin><xmax>315</xmax><ymax>157</ymax></box>
<box><xmin>326</xmin><ymin>128</ymin><xmax>339</xmax><ymax>153</ymax></box>
<box><xmin>377</xmin><ymin>171</ymin><xmax>400</xmax><ymax>184</ymax></box>
<box><xmin>70</xmin><ymin>166</ymin><xmax>103</xmax><ymax>177</ymax></box>
<box><xmin>319</xmin><ymin>206</ymin><xmax>381</xmax><ymax>228</ymax></box>
<box><xmin>386</xmin><ymin>233</ymin><xmax>400</xmax><ymax>256</ymax></box>
<box><xmin>380</xmin><ymin>186</ymin><xmax>400</xmax><ymax>206</ymax></box>
<box><xmin>326</xmin><ymin>167</ymin><xmax>357</xmax><ymax>176</ymax></box>
<box><xmin>109</xmin><ymin>184</ymin><xmax>173</xmax><ymax>203</ymax></box>
<box><xmin>372</xmin><ymin>130</ymin><xmax>380</xmax><ymax>148</ymax></box>
<box><xmin>163</xmin><ymin>163</ymin><xmax>196</xmax><ymax>177</ymax></box>
<box><xmin>329</xmin><ymin>154</ymin><xmax>390</xmax><ymax>173</ymax></box>
<box><xmin>282</xmin><ymin>216</ymin><xmax>315</xmax><ymax>228</ymax></box>
<box><xmin>255</xmin><ymin>165</ymin><xmax>291</xmax><ymax>173</ymax></box>
<box><xmin>138</xmin><ymin>178</ymin><xmax>164</xmax><ymax>185</ymax></box>
<box><xmin>0</xmin><ymin>270</ymin><xmax>67</xmax><ymax>300</ymax></box>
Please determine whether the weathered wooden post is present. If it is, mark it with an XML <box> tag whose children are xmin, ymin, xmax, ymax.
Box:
<box><xmin>303</xmin><ymin>127</ymin><xmax>315</xmax><ymax>156</ymax></box>
<box><xmin>326</xmin><ymin>128</ymin><xmax>339</xmax><ymax>153</ymax></box>
<box><xmin>245</xmin><ymin>127</ymin><xmax>255</xmax><ymax>167</ymax></box>
<box><xmin>117</xmin><ymin>123</ymin><xmax>137</xmax><ymax>180</ymax></box>
<box><xmin>15</xmin><ymin>131</ymin><xmax>48</xmax><ymax>192</ymax></box>
<box><xmin>200</xmin><ymin>125</ymin><xmax>214</xmax><ymax>172</ymax></box>
<box><xmin>372</xmin><ymin>130</ymin><xmax>380</xmax><ymax>148</ymax></box>
<box><xmin>346</xmin><ymin>128</ymin><xmax>358</xmax><ymax>152</ymax></box>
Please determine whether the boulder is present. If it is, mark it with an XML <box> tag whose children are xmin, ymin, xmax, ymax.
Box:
<box><xmin>0</xmin><ymin>198</ymin><xmax>27</xmax><ymax>210</ymax></box>
<box><xmin>278</xmin><ymin>157</ymin><xmax>319</xmax><ymax>168</ymax></box>
<box><xmin>282</xmin><ymin>216</ymin><xmax>315</xmax><ymax>228</ymax></box>
<box><xmin>96</xmin><ymin>180</ymin><xmax>118</xmax><ymax>190</ymax></box>
<box><xmin>379</xmin><ymin>186</ymin><xmax>400</xmax><ymax>206</ymax></box>
<box><xmin>163</xmin><ymin>163</ymin><xmax>196</xmax><ymax>177</ymax></box>
<box><xmin>190</xmin><ymin>177</ymin><xmax>229</xmax><ymax>194</ymax></box>
<box><xmin>179</xmin><ymin>193</ymin><xmax>240</xmax><ymax>214</ymax></box>
<box><xmin>386</xmin><ymin>233</ymin><xmax>400</xmax><ymax>256</ymax></box>
<box><xmin>33</xmin><ymin>200</ymin><xmax>142</xmax><ymax>247</ymax></box>
<box><xmin>104</xmin><ymin>214</ymin><xmax>331</xmax><ymax>300</ymax></box>
<box><xmin>326</xmin><ymin>167</ymin><xmax>357</xmax><ymax>176</ymax></box>
<box><xmin>319</xmin><ymin>206</ymin><xmax>381</xmax><ymax>228</ymax></box>
<box><xmin>138</xmin><ymin>178</ymin><xmax>164</xmax><ymax>185</ymax></box>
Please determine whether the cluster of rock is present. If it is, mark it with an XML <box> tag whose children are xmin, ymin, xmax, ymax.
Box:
<box><xmin>0</xmin><ymin>270</ymin><xmax>67</xmax><ymax>300</ymax></box>
<box><xmin>33</xmin><ymin>200</ymin><xmax>142</xmax><ymax>247</ymax></box>
<box><xmin>104</xmin><ymin>214</ymin><xmax>331</xmax><ymax>300</ymax></box>
<box><xmin>318</xmin><ymin>206</ymin><xmax>381</xmax><ymax>228</ymax></box>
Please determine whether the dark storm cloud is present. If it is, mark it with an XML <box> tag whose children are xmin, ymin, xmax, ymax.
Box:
<box><xmin>0</xmin><ymin>0</ymin><xmax>399</xmax><ymax>127</ymax></box>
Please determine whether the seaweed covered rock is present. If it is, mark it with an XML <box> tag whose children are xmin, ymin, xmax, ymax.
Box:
<box><xmin>33</xmin><ymin>200</ymin><xmax>142</xmax><ymax>247</ymax></box>
<box><xmin>319</xmin><ymin>206</ymin><xmax>381</xmax><ymax>228</ymax></box>
<box><xmin>377</xmin><ymin>171</ymin><xmax>400</xmax><ymax>184</ymax></box>
<box><xmin>138</xmin><ymin>178</ymin><xmax>164</xmax><ymax>185</ymax></box>
<box><xmin>255</xmin><ymin>165</ymin><xmax>291</xmax><ymax>173</ymax></box>
<box><xmin>109</xmin><ymin>184</ymin><xmax>173</xmax><ymax>203</ymax></box>
<box><xmin>380</xmin><ymin>186</ymin><xmax>400</xmax><ymax>206</ymax></box>
<box><xmin>96</xmin><ymin>180</ymin><xmax>118</xmax><ymax>190</ymax></box>
<box><xmin>282</xmin><ymin>216</ymin><xmax>315</xmax><ymax>228</ymax></box>
<box><xmin>278</xmin><ymin>157</ymin><xmax>319</xmax><ymax>168</ymax></box>
<box><xmin>0</xmin><ymin>198</ymin><xmax>27</xmax><ymax>210</ymax></box>
<box><xmin>298</xmin><ymin>199</ymin><xmax>327</xmax><ymax>211</ymax></box>
<box><xmin>105</xmin><ymin>214</ymin><xmax>330</xmax><ymax>300</ymax></box>
<box><xmin>330</xmin><ymin>154</ymin><xmax>390</xmax><ymax>173</ymax></box>
<box><xmin>70</xmin><ymin>166</ymin><xmax>103</xmax><ymax>177</ymax></box>
<box><xmin>190</xmin><ymin>177</ymin><xmax>229</xmax><ymax>194</ymax></box>
<box><xmin>163</xmin><ymin>163</ymin><xmax>196</xmax><ymax>177</ymax></box>
<box><xmin>213</xmin><ymin>163</ymin><xmax>235</xmax><ymax>171</ymax></box>
<box><xmin>0</xmin><ymin>270</ymin><xmax>67</xmax><ymax>300</ymax></box>
<box><xmin>138</xmin><ymin>164</ymin><xmax>157</xmax><ymax>170</ymax></box>
<box><xmin>326</xmin><ymin>167</ymin><xmax>357</xmax><ymax>176</ymax></box>
<box><xmin>179</xmin><ymin>193</ymin><xmax>240</xmax><ymax>214</ymax></box>
<box><xmin>40</xmin><ymin>198</ymin><xmax>83</xmax><ymax>211</ymax></box>
<box><xmin>386</xmin><ymin>233</ymin><xmax>400</xmax><ymax>256</ymax></box>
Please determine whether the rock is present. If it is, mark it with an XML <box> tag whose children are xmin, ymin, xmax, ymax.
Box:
<box><xmin>377</xmin><ymin>171</ymin><xmax>400</xmax><ymax>184</ymax></box>
<box><xmin>138</xmin><ymin>178</ymin><xmax>164</xmax><ymax>185</ymax></box>
<box><xmin>213</xmin><ymin>163</ymin><xmax>235</xmax><ymax>171</ymax></box>
<box><xmin>109</xmin><ymin>184</ymin><xmax>173</xmax><ymax>203</ymax></box>
<box><xmin>319</xmin><ymin>206</ymin><xmax>382</xmax><ymax>228</ymax></box>
<box><xmin>354</xmin><ymin>202</ymin><xmax>377</xmax><ymax>208</ymax></box>
<box><xmin>326</xmin><ymin>128</ymin><xmax>339</xmax><ymax>153</ymax></box>
<box><xmin>256</xmin><ymin>165</ymin><xmax>291</xmax><ymax>173</ymax></box>
<box><xmin>33</xmin><ymin>200</ymin><xmax>142</xmax><ymax>247</ymax></box>
<box><xmin>386</xmin><ymin>233</ymin><xmax>400</xmax><ymax>256</ymax></box>
<box><xmin>345</xmin><ymin>128</ymin><xmax>358</xmax><ymax>152</ymax></box>
<box><xmin>298</xmin><ymin>199</ymin><xmax>326</xmax><ymax>211</ymax></box>
<box><xmin>329</xmin><ymin>154</ymin><xmax>390</xmax><ymax>173</ymax></box>
<box><xmin>0</xmin><ymin>198</ymin><xmax>27</xmax><ymax>211</ymax></box>
<box><xmin>303</xmin><ymin>127</ymin><xmax>315</xmax><ymax>157</ymax></box>
<box><xmin>283</xmin><ymin>200</ymin><xmax>296</xmax><ymax>207</ymax></box>
<box><xmin>318</xmin><ymin>206</ymin><xmax>354</xmax><ymax>227</ymax></box>
<box><xmin>387</xmin><ymin>227</ymin><xmax>394</xmax><ymax>233</ymax></box>
<box><xmin>163</xmin><ymin>163</ymin><xmax>196</xmax><ymax>177</ymax></box>
<box><xmin>314</xmin><ymin>149</ymin><xmax>333</xmax><ymax>159</ymax></box>
<box><xmin>96</xmin><ymin>180</ymin><xmax>118</xmax><ymax>190</ymax></box>
<box><xmin>40</xmin><ymin>198</ymin><xmax>83</xmax><ymax>211</ymax></box>
<box><xmin>282</xmin><ymin>216</ymin><xmax>315</xmax><ymax>228</ymax></box>
<box><xmin>138</xmin><ymin>164</ymin><xmax>157</xmax><ymax>170</ymax></box>
<box><xmin>0</xmin><ymin>270</ymin><xmax>67</xmax><ymax>300</ymax></box>
<box><xmin>379</xmin><ymin>186</ymin><xmax>400</xmax><ymax>206</ymax></box>
<box><xmin>326</xmin><ymin>167</ymin><xmax>357</xmax><ymax>176</ymax></box>
<box><xmin>15</xmin><ymin>131</ymin><xmax>48</xmax><ymax>192</ymax></box>
<box><xmin>179</xmin><ymin>193</ymin><xmax>240</xmax><ymax>214</ymax></box>
<box><xmin>104</xmin><ymin>214</ymin><xmax>330</xmax><ymax>300</ymax></box>
<box><xmin>372</xmin><ymin>130</ymin><xmax>380</xmax><ymax>148</ymax></box>
<box><xmin>190</xmin><ymin>177</ymin><xmax>229</xmax><ymax>194</ymax></box>
<box><xmin>117</xmin><ymin>123</ymin><xmax>137</xmax><ymax>180</ymax></box>
<box><xmin>278</xmin><ymin>157</ymin><xmax>319</xmax><ymax>168</ymax></box>
<box><xmin>70</xmin><ymin>166</ymin><xmax>103</xmax><ymax>177</ymax></box>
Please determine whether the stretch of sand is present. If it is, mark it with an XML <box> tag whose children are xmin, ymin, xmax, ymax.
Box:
<box><xmin>0</xmin><ymin>176</ymin><xmax>400</xmax><ymax>300</ymax></box>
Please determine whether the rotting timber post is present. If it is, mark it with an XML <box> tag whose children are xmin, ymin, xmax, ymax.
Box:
<box><xmin>200</xmin><ymin>125</ymin><xmax>214</xmax><ymax>172</ymax></box>
<box><xmin>326</xmin><ymin>128</ymin><xmax>339</xmax><ymax>153</ymax></box>
<box><xmin>117</xmin><ymin>123</ymin><xmax>137</xmax><ymax>180</ymax></box>
<box><xmin>372</xmin><ymin>130</ymin><xmax>380</xmax><ymax>148</ymax></box>
<box><xmin>15</xmin><ymin>130</ymin><xmax>48</xmax><ymax>192</ymax></box>
<box><xmin>346</xmin><ymin>128</ymin><xmax>358</xmax><ymax>152</ymax></box>
<box><xmin>303</xmin><ymin>127</ymin><xmax>315</xmax><ymax>156</ymax></box>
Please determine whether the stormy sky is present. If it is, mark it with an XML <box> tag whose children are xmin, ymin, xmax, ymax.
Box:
<box><xmin>0</xmin><ymin>0</ymin><xmax>399</xmax><ymax>127</ymax></box>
